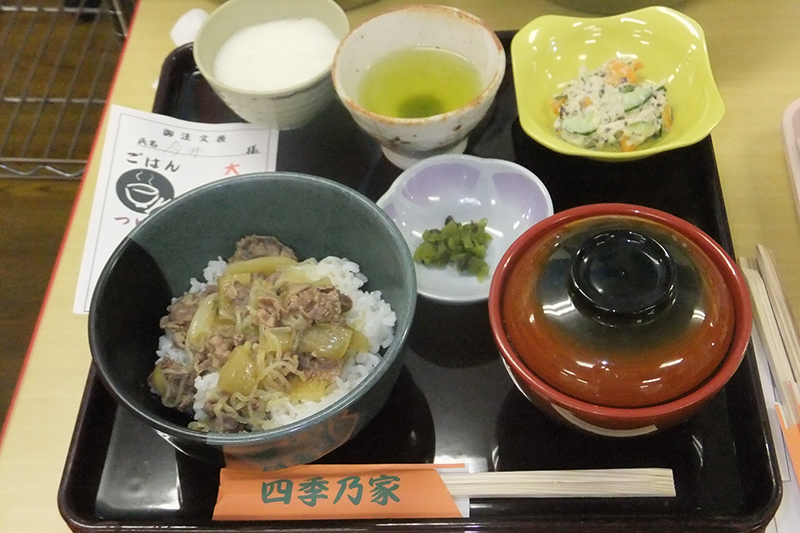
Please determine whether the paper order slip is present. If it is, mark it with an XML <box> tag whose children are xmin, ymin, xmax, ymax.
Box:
<box><xmin>73</xmin><ymin>104</ymin><xmax>278</xmax><ymax>314</ymax></box>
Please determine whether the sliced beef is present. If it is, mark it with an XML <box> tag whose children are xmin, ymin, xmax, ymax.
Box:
<box><xmin>284</xmin><ymin>285</ymin><xmax>350</xmax><ymax>324</ymax></box>
<box><xmin>201</xmin><ymin>405</ymin><xmax>245</xmax><ymax>432</ymax></box>
<box><xmin>223</xmin><ymin>277</ymin><xmax>251</xmax><ymax>308</ymax></box>
<box><xmin>150</xmin><ymin>358</ymin><xmax>196</xmax><ymax>413</ymax></box>
<box><xmin>161</xmin><ymin>292</ymin><xmax>200</xmax><ymax>328</ymax></box>
<box><xmin>195</xmin><ymin>334</ymin><xmax>235</xmax><ymax>373</ymax></box>
<box><xmin>160</xmin><ymin>292</ymin><xmax>202</xmax><ymax>348</ymax></box>
<box><xmin>339</xmin><ymin>292</ymin><xmax>353</xmax><ymax>313</ymax></box>
<box><xmin>256</xmin><ymin>295</ymin><xmax>284</xmax><ymax>328</ymax></box>
<box><xmin>297</xmin><ymin>353</ymin><xmax>344</xmax><ymax>381</ymax></box>
<box><xmin>159</xmin><ymin>286</ymin><xmax>218</xmax><ymax>348</ymax></box>
<box><xmin>229</xmin><ymin>235</ymin><xmax>297</xmax><ymax>262</ymax></box>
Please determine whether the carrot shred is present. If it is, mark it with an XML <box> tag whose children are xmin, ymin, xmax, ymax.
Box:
<box><xmin>550</xmin><ymin>98</ymin><xmax>565</xmax><ymax>115</ymax></box>
<box><xmin>662</xmin><ymin>103</ymin><xmax>673</xmax><ymax>131</ymax></box>
<box><xmin>620</xmin><ymin>137</ymin><xmax>637</xmax><ymax>152</ymax></box>
<box><xmin>605</xmin><ymin>59</ymin><xmax>639</xmax><ymax>86</ymax></box>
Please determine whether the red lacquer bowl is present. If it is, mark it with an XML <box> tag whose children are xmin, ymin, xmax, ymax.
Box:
<box><xmin>488</xmin><ymin>203</ymin><xmax>752</xmax><ymax>437</ymax></box>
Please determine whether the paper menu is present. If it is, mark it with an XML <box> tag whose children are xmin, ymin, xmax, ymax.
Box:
<box><xmin>73</xmin><ymin>104</ymin><xmax>278</xmax><ymax>314</ymax></box>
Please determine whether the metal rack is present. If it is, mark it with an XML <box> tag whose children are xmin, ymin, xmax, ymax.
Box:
<box><xmin>0</xmin><ymin>0</ymin><xmax>134</xmax><ymax>179</ymax></box>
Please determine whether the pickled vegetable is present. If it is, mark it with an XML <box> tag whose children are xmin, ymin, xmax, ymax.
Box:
<box><xmin>413</xmin><ymin>215</ymin><xmax>492</xmax><ymax>281</ymax></box>
<box><xmin>224</xmin><ymin>255</ymin><xmax>297</xmax><ymax>276</ymax></box>
<box><xmin>260</xmin><ymin>326</ymin><xmax>295</xmax><ymax>354</ymax></box>
<box><xmin>150</xmin><ymin>365</ymin><xmax>169</xmax><ymax>397</ymax></box>
<box><xmin>347</xmin><ymin>329</ymin><xmax>371</xmax><ymax>355</ymax></box>
<box><xmin>271</xmin><ymin>265</ymin><xmax>312</xmax><ymax>290</ymax></box>
<box><xmin>218</xmin><ymin>343</ymin><xmax>259</xmax><ymax>395</ymax></box>
<box><xmin>217</xmin><ymin>272</ymin><xmax>250</xmax><ymax>319</ymax></box>
<box><xmin>289</xmin><ymin>375</ymin><xmax>332</xmax><ymax>402</ymax></box>
<box><xmin>186</xmin><ymin>293</ymin><xmax>218</xmax><ymax>349</ymax></box>
<box><xmin>298</xmin><ymin>323</ymin><xmax>354</xmax><ymax>359</ymax></box>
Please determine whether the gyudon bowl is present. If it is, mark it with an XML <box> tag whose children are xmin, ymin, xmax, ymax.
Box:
<box><xmin>88</xmin><ymin>172</ymin><xmax>417</xmax><ymax>469</ymax></box>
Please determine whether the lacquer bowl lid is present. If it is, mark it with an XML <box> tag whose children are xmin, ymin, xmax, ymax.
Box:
<box><xmin>494</xmin><ymin>204</ymin><xmax>740</xmax><ymax>408</ymax></box>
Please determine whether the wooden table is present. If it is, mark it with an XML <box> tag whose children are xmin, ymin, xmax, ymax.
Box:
<box><xmin>1</xmin><ymin>0</ymin><xmax>799</xmax><ymax>530</ymax></box>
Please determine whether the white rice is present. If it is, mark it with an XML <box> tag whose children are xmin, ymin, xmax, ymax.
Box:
<box><xmin>267</xmin><ymin>351</ymin><xmax>381</xmax><ymax>427</ymax></box>
<box><xmin>154</xmin><ymin>332</ymin><xmax>191</xmax><ymax>366</ymax></box>
<box><xmin>157</xmin><ymin>255</ymin><xmax>396</xmax><ymax>428</ymax></box>
<box><xmin>192</xmin><ymin>372</ymin><xmax>219</xmax><ymax>417</ymax></box>
<box><xmin>188</xmin><ymin>256</ymin><xmax>227</xmax><ymax>293</ymax></box>
<box><xmin>297</xmin><ymin>256</ymin><xmax>396</xmax><ymax>353</ymax></box>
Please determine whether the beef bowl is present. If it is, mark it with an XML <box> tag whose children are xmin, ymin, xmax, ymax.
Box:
<box><xmin>88</xmin><ymin>172</ymin><xmax>417</xmax><ymax>469</ymax></box>
<box><xmin>488</xmin><ymin>203</ymin><xmax>752</xmax><ymax>437</ymax></box>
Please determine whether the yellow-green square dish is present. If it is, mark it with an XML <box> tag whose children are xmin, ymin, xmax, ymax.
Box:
<box><xmin>511</xmin><ymin>6</ymin><xmax>724</xmax><ymax>161</ymax></box>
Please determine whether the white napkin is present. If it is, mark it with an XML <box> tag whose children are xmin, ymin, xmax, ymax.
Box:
<box><xmin>153</xmin><ymin>9</ymin><xmax>210</xmax><ymax>89</ymax></box>
<box><xmin>170</xmin><ymin>8</ymin><xmax>209</xmax><ymax>47</ymax></box>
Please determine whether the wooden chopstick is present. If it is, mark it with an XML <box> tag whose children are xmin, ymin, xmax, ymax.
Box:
<box><xmin>755</xmin><ymin>244</ymin><xmax>800</xmax><ymax>382</ymax></box>
<box><xmin>439</xmin><ymin>468</ymin><xmax>676</xmax><ymax>498</ymax></box>
<box><xmin>740</xmin><ymin>256</ymin><xmax>800</xmax><ymax>427</ymax></box>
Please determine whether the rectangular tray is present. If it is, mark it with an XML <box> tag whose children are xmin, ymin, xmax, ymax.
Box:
<box><xmin>58</xmin><ymin>32</ymin><xmax>782</xmax><ymax>532</ymax></box>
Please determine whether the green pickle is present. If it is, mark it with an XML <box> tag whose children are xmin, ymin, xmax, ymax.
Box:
<box><xmin>413</xmin><ymin>216</ymin><xmax>492</xmax><ymax>281</ymax></box>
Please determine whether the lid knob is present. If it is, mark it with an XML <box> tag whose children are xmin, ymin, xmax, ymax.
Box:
<box><xmin>568</xmin><ymin>230</ymin><xmax>676</xmax><ymax>325</ymax></box>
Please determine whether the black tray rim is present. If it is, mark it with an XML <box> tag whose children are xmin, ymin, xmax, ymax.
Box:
<box><xmin>58</xmin><ymin>31</ymin><xmax>783</xmax><ymax>533</ymax></box>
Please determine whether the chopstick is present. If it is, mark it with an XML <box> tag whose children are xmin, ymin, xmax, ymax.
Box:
<box><xmin>755</xmin><ymin>244</ymin><xmax>800</xmax><ymax>382</ymax></box>
<box><xmin>739</xmin><ymin>255</ymin><xmax>800</xmax><ymax>427</ymax></box>
<box><xmin>439</xmin><ymin>468</ymin><xmax>676</xmax><ymax>498</ymax></box>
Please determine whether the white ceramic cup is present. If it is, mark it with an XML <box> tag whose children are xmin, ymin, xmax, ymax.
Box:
<box><xmin>332</xmin><ymin>5</ymin><xmax>506</xmax><ymax>169</ymax></box>
<box><xmin>194</xmin><ymin>0</ymin><xmax>350</xmax><ymax>130</ymax></box>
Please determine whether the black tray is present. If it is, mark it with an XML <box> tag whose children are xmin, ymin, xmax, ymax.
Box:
<box><xmin>58</xmin><ymin>32</ymin><xmax>782</xmax><ymax>532</ymax></box>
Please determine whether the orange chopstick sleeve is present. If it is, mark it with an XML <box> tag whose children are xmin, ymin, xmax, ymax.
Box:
<box><xmin>775</xmin><ymin>404</ymin><xmax>800</xmax><ymax>484</ymax></box>
<box><xmin>213</xmin><ymin>464</ymin><xmax>464</xmax><ymax>520</ymax></box>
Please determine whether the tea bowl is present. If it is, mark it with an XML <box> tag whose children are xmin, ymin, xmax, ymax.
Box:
<box><xmin>331</xmin><ymin>4</ymin><xmax>506</xmax><ymax>169</ymax></box>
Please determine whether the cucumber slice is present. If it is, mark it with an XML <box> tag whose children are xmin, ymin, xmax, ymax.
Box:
<box><xmin>562</xmin><ymin>114</ymin><xmax>600</xmax><ymax>135</ymax></box>
<box><xmin>622</xmin><ymin>87</ymin><xmax>653</xmax><ymax>111</ymax></box>
<box><xmin>626</xmin><ymin>121</ymin><xmax>659</xmax><ymax>139</ymax></box>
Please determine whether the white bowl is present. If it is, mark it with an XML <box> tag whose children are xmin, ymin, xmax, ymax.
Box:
<box><xmin>194</xmin><ymin>0</ymin><xmax>350</xmax><ymax>130</ymax></box>
<box><xmin>377</xmin><ymin>154</ymin><xmax>553</xmax><ymax>304</ymax></box>
<box><xmin>332</xmin><ymin>4</ymin><xmax>506</xmax><ymax>169</ymax></box>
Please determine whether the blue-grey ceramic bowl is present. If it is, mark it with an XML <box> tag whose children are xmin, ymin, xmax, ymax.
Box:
<box><xmin>88</xmin><ymin>172</ymin><xmax>417</xmax><ymax>469</ymax></box>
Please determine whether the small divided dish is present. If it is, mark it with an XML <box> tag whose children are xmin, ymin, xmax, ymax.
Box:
<box><xmin>377</xmin><ymin>154</ymin><xmax>553</xmax><ymax>304</ymax></box>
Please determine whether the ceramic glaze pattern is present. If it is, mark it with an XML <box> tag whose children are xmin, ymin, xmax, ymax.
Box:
<box><xmin>400</xmin><ymin>163</ymin><xmax>481</xmax><ymax>205</ymax></box>
<box><xmin>492</xmin><ymin>171</ymin><xmax>555</xmax><ymax>223</ymax></box>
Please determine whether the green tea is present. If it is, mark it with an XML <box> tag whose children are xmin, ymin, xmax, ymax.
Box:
<box><xmin>358</xmin><ymin>47</ymin><xmax>483</xmax><ymax>119</ymax></box>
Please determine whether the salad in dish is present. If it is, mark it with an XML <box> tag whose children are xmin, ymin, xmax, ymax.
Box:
<box><xmin>551</xmin><ymin>58</ymin><xmax>672</xmax><ymax>152</ymax></box>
